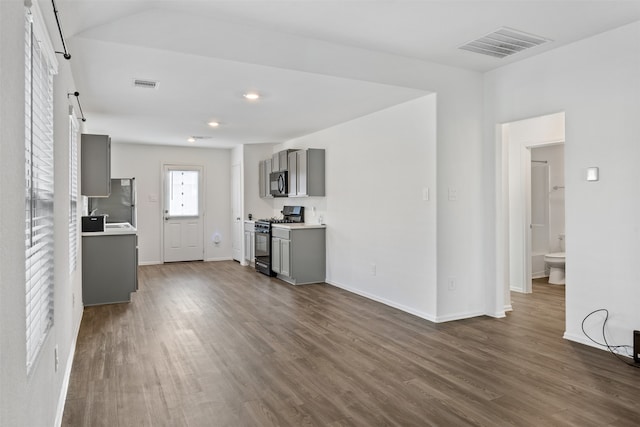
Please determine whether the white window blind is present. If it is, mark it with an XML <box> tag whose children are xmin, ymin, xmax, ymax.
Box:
<box><xmin>69</xmin><ymin>108</ymin><xmax>79</xmax><ymax>273</ymax></box>
<box><xmin>24</xmin><ymin>5</ymin><xmax>57</xmax><ymax>372</ymax></box>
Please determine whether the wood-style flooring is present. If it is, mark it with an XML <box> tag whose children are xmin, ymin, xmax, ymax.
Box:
<box><xmin>62</xmin><ymin>262</ymin><xmax>640</xmax><ymax>426</ymax></box>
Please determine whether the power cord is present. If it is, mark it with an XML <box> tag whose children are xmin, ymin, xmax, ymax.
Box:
<box><xmin>581</xmin><ymin>308</ymin><xmax>639</xmax><ymax>369</ymax></box>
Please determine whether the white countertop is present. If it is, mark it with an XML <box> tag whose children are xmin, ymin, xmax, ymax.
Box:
<box><xmin>271</xmin><ymin>223</ymin><xmax>326</xmax><ymax>230</ymax></box>
<box><xmin>82</xmin><ymin>222</ymin><xmax>137</xmax><ymax>236</ymax></box>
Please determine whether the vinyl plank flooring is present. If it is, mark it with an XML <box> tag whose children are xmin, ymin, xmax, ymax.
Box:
<box><xmin>62</xmin><ymin>262</ymin><xmax>640</xmax><ymax>426</ymax></box>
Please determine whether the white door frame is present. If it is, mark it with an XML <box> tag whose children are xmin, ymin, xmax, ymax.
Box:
<box><xmin>161</xmin><ymin>163</ymin><xmax>205</xmax><ymax>263</ymax></box>
<box><xmin>496</xmin><ymin>112</ymin><xmax>565</xmax><ymax>305</ymax></box>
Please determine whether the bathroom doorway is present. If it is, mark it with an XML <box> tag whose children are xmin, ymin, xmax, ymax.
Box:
<box><xmin>500</xmin><ymin>112</ymin><xmax>565</xmax><ymax>304</ymax></box>
<box><xmin>531</xmin><ymin>145</ymin><xmax>565</xmax><ymax>282</ymax></box>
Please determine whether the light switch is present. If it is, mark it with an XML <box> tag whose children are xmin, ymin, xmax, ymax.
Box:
<box><xmin>586</xmin><ymin>167</ymin><xmax>599</xmax><ymax>182</ymax></box>
<box><xmin>422</xmin><ymin>187</ymin><xmax>429</xmax><ymax>201</ymax></box>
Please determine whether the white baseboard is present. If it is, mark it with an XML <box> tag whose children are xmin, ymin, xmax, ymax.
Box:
<box><xmin>55</xmin><ymin>311</ymin><xmax>83</xmax><ymax>427</ymax></box>
<box><xmin>484</xmin><ymin>309</ymin><xmax>507</xmax><ymax>319</ymax></box>
<box><xmin>435</xmin><ymin>310</ymin><xmax>488</xmax><ymax>323</ymax></box>
<box><xmin>504</xmin><ymin>304</ymin><xmax>513</xmax><ymax>312</ymax></box>
<box><xmin>138</xmin><ymin>260</ymin><xmax>162</xmax><ymax>266</ymax></box>
<box><xmin>326</xmin><ymin>280</ymin><xmax>438</xmax><ymax>323</ymax></box>
<box><xmin>563</xmin><ymin>331</ymin><xmax>634</xmax><ymax>358</ymax></box>
<box><xmin>205</xmin><ymin>257</ymin><xmax>233</xmax><ymax>262</ymax></box>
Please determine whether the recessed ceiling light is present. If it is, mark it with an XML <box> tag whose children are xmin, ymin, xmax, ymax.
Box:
<box><xmin>208</xmin><ymin>121</ymin><xmax>220</xmax><ymax>127</ymax></box>
<box><xmin>243</xmin><ymin>92</ymin><xmax>260</xmax><ymax>100</ymax></box>
<box><xmin>187</xmin><ymin>137</ymin><xmax>196</xmax><ymax>143</ymax></box>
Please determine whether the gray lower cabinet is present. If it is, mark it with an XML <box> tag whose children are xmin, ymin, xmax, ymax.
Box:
<box><xmin>82</xmin><ymin>234</ymin><xmax>137</xmax><ymax>305</ymax></box>
<box><xmin>244</xmin><ymin>221</ymin><xmax>255</xmax><ymax>265</ymax></box>
<box><xmin>272</xmin><ymin>226</ymin><xmax>325</xmax><ymax>285</ymax></box>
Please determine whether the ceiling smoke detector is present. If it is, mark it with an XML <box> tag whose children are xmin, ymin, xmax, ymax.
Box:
<box><xmin>459</xmin><ymin>27</ymin><xmax>551</xmax><ymax>59</ymax></box>
<box><xmin>133</xmin><ymin>78</ymin><xmax>159</xmax><ymax>89</ymax></box>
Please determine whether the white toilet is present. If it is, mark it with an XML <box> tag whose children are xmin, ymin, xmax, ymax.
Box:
<box><xmin>544</xmin><ymin>234</ymin><xmax>565</xmax><ymax>285</ymax></box>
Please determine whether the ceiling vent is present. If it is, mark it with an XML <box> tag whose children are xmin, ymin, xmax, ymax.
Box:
<box><xmin>133</xmin><ymin>79</ymin><xmax>159</xmax><ymax>89</ymax></box>
<box><xmin>459</xmin><ymin>27</ymin><xmax>551</xmax><ymax>59</ymax></box>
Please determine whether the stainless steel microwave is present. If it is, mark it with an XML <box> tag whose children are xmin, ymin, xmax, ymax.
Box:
<box><xmin>270</xmin><ymin>171</ymin><xmax>288</xmax><ymax>197</ymax></box>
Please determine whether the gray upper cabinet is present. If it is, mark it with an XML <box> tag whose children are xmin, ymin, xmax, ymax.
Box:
<box><xmin>259</xmin><ymin>158</ymin><xmax>273</xmax><ymax>198</ymax></box>
<box><xmin>288</xmin><ymin>148</ymin><xmax>325</xmax><ymax>197</ymax></box>
<box><xmin>81</xmin><ymin>133</ymin><xmax>111</xmax><ymax>197</ymax></box>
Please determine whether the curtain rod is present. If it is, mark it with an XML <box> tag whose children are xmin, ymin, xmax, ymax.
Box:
<box><xmin>51</xmin><ymin>0</ymin><xmax>71</xmax><ymax>60</ymax></box>
<box><xmin>68</xmin><ymin>92</ymin><xmax>86</xmax><ymax>122</ymax></box>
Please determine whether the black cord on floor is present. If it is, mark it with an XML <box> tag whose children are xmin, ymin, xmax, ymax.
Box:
<box><xmin>581</xmin><ymin>308</ymin><xmax>639</xmax><ymax>369</ymax></box>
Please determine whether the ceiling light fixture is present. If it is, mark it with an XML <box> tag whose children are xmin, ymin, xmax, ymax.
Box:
<box><xmin>187</xmin><ymin>137</ymin><xmax>196</xmax><ymax>143</ymax></box>
<box><xmin>208</xmin><ymin>121</ymin><xmax>220</xmax><ymax>127</ymax></box>
<box><xmin>243</xmin><ymin>92</ymin><xmax>260</xmax><ymax>100</ymax></box>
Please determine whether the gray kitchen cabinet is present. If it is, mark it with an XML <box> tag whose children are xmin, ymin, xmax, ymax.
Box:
<box><xmin>244</xmin><ymin>221</ymin><xmax>255</xmax><ymax>265</ymax></box>
<box><xmin>271</xmin><ymin>226</ymin><xmax>325</xmax><ymax>285</ymax></box>
<box><xmin>259</xmin><ymin>159</ymin><xmax>273</xmax><ymax>198</ymax></box>
<box><xmin>82</xmin><ymin>234</ymin><xmax>137</xmax><ymax>305</ymax></box>
<box><xmin>81</xmin><ymin>133</ymin><xmax>111</xmax><ymax>197</ymax></box>
<box><xmin>271</xmin><ymin>232</ymin><xmax>290</xmax><ymax>276</ymax></box>
<box><xmin>288</xmin><ymin>148</ymin><xmax>325</xmax><ymax>197</ymax></box>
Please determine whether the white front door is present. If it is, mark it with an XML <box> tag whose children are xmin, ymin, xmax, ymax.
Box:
<box><xmin>163</xmin><ymin>165</ymin><xmax>204</xmax><ymax>262</ymax></box>
<box><xmin>231</xmin><ymin>163</ymin><xmax>242</xmax><ymax>262</ymax></box>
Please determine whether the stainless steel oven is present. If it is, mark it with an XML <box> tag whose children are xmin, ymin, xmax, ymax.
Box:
<box><xmin>254</xmin><ymin>220</ymin><xmax>273</xmax><ymax>276</ymax></box>
<box><xmin>254</xmin><ymin>206</ymin><xmax>305</xmax><ymax>276</ymax></box>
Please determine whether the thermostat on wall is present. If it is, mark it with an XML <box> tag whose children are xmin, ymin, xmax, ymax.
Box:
<box><xmin>586</xmin><ymin>167</ymin><xmax>599</xmax><ymax>181</ymax></box>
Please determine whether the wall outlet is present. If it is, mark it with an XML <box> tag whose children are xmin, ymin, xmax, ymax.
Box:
<box><xmin>371</xmin><ymin>263</ymin><xmax>376</xmax><ymax>276</ymax></box>
<box><xmin>448</xmin><ymin>277</ymin><xmax>457</xmax><ymax>291</ymax></box>
<box><xmin>72</xmin><ymin>293</ymin><xmax>75</xmax><ymax>308</ymax></box>
<box><xmin>448</xmin><ymin>187</ymin><xmax>458</xmax><ymax>201</ymax></box>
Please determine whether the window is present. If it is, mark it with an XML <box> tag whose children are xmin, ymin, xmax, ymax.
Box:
<box><xmin>24</xmin><ymin>4</ymin><xmax>58</xmax><ymax>372</ymax></box>
<box><xmin>69</xmin><ymin>109</ymin><xmax>79</xmax><ymax>273</ymax></box>
<box><xmin>168</xmin><ymin>170</ymin><xmax>199</xmax><ymax>217</ymax></box>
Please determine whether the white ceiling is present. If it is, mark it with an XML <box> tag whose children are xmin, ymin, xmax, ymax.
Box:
<box><xmin>46</xmin><ymin>1</ymin><xmax>640</xmax><ymax>148</ymax></box>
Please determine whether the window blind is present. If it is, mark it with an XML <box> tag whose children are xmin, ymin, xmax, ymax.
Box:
<box><xmin>69</xmin><ymin>108</ymin><xmax>79</xmax><ymax>273</ymax></box>
<box><xmin>25</xmin><ymin>5</ymin><xmax>57</xmax><ymax>372</ymax></box>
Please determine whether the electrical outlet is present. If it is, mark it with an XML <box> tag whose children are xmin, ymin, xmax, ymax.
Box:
<box><xmin>448</xmin><ymin>277</ymin><xmax>456</xmax><ymax>291</ymax></box>
<box><xmin>72</xmin><ymin>293</ymin><xmax>75</xmax><ymax>308</ymax></box>
<box><xmin>371</xmin><ymin>263</ymin><xmax>376</xmax><ymax>276</ymax></box>
<box><xmin>54</xmin><ymin>345</ymin><xmax>59</xmax><ymax>372</ymax></box>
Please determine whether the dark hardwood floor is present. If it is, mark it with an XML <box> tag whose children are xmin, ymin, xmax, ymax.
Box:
<box><xmin>62</xmin><ymin>262</ymin><xmax>640</xmax><ymax>426</ymax></box>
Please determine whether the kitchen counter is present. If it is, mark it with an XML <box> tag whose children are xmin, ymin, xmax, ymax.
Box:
<box><xmin>82</xmin><ymin>222</ymin><xmax>137</xmax><ymax>236</ymax></box>
<box><xmin>271</xmin><ymin>223</ymin><xmax>326</xmax><ymax>230</ymax></box>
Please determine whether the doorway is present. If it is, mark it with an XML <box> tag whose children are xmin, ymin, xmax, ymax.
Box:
<box><xmin>499</xmin><ymin>112</ymin><xmax>565</xmax><ymax>308</ymax></box>
<box><xmin>162</xmin><ymin>164</ymin><xmax>204</xmax><ymax>262</ymax></box>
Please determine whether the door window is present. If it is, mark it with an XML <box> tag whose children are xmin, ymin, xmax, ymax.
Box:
<box><xmin>168</xmin><ymin>170</ymin><xmax>199</xmax><ymax>217</ymax></box>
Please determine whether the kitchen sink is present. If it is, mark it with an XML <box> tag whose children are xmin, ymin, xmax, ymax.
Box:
<box><xmin>105</xmin><ymin>222</ymin><xmax>134</xmax><ymax>230</ymax></box>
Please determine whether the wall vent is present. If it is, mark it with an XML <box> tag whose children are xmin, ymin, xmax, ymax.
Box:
<box><xmin>459</xmin><ymin>27</ymin><xmax>551</xmax><ymax>59</ymax></box>
<box><xmin>133</xmin><ymin>79</ymin><xmax>159</xmax><ymax>89</ymax></box>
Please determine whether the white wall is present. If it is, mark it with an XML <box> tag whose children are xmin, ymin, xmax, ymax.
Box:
<box><xmin>272</xmin><ymin>95</ymin><xmax>439</xmax><ymax>319</ymax></box>
<box><xmin>111</xmin><ymin>143</ymin><xmax>232</xmax><ymax>264</ymax></box>
<box><xmin>485</xmin><ymin>21</ymin><xmax>640</xmax><ymax>350</ymax></box>
<box><xmin>1</xmin><ymin>1</ymin><xmax>84</xmax><ymax>425</ymax></box>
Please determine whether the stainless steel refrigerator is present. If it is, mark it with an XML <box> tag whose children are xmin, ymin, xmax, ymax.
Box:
<box><xmin>88</xmin><ymin>178</ymin><xmax>136</xmax><ymax>226</ymax></box>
